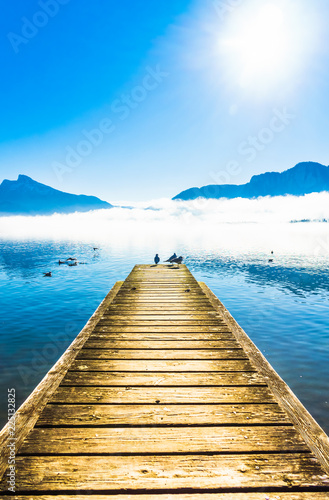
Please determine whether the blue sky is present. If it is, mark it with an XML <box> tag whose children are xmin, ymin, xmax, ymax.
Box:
<box><xmin>0</xmin><ymin>0</ymin><xmax>329</xmax><ymax>201</ymax></box>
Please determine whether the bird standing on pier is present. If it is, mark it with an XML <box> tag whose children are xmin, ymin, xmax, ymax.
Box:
<box><xmin>154</xmin><ymin>254</ymin><xmax>160</xmax><ymax>265</ymax></box>
<box><xmin>171</xmin><ymin>256</ymin><xmax>183</xmax><ymax>265</ymax></box>
<box><xmin>165</xmin><ymin>253</ymin><xmax>177</xmax><ymax>263</ymax></box>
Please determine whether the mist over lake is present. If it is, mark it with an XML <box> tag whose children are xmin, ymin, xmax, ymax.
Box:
<box><xmin>0</xmin><ymin>195</ymin><xmax>328</xmax><ymax>432</ymax></box>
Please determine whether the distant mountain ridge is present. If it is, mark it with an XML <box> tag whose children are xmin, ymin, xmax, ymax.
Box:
<box><xmin>0</xmin><ymin>175</ymin><xmax>112</xmax><ymax>215</ymax></box>
<box><xmin>173</xmin><ymin>162</ymin><xmax>329</xmax><ymax>200</ymax></box>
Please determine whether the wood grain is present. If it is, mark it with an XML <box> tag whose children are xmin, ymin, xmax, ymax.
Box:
<box><xmin>20</xmin><ymin>426</ymin><xmax>308</xmax><ymax>454</ymax></box>
<box><xmin>1</xmin><ymin>454</ymin><xmax>327</xmax><ymax>491</ymax></box>
<box><xmin>36</xmin><ymin>403</ymin><xmax>291</xmax><ymax>426</ymax></box>
<box><xmin>9</xmin><ymin>494</ymin><xmax>329</xmax><ymax>500</ymax></box>
<box><xmin>61</xmin><ymin>371</ymin><xmax>266</xmax><ymax>386</ymax></box>
<box><xmin>50</xmin><ymin>386</ymin><xmax>276</xmax><ymax>404</ymax></box>
<box><xmin>83</xmin><ymin>340</ymin><xmax>241</xmax><ymax>349</ymax></box>
<box><xmin>69</xmin><ymin>359</ymin><xmax>257</xmax><ymax>372</ymax></box>
<box><xmin>75</xmin><ymin>348</ymin><xmax>248</xmax><ymax>360</ymax></box>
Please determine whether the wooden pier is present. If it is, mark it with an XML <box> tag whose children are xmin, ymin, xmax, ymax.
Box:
<box><xmin>1</xmin><ymin>264</ymin><xmax>329</xmax><ymax>498</ymax></box>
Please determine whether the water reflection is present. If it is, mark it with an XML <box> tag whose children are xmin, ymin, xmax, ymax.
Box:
<box><xmin>188</xmin><ymin>255</ymin><xmax>329</xmax><ymax>297</ymax></box>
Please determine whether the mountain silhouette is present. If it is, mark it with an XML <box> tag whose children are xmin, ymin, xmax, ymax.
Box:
<box><xmin>173</xmin><ymin>162</ymin><xmax>329</xmax><ymax>200</ymax></box>
<box><xmin>0</xmin><ymin>175</ymin><xmax>112</xmax><ymax>215</ymax></box>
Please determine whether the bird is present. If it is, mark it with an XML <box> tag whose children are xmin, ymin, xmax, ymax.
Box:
<box><xmin>154</xmin><ymin>254</ymin><xmax>160</xmax><ymax>265</ymax></box>
<box><xmin>58</xmin><ymin>260</ymin><xmax>66</xmax><ymax>265</ymax></box>
<box><xmin>93</xmin><ymin>247</ymin><xmax>99</xmax><ymax>251</ymax></box>
<box><xmin>268</xmin><ymin>259</ymin><xmax>274</xmax><ymax>263</ymax></box>
<box><xmin>165</xmin><ymin>253</ymin><xmax>177</xmax><ymax>263</ymax></box>
<box><xmin>66</xmin><ymin>257</ymin><xmax>77</xmax><ymax>261</ymax></box>
<box><xmin>171</xmin><ymin>256</ymin><xmax>183</xmax><ymax>265</ymax></box>
<box><xmin>43</xmin><ymin>272</ymin><xmax>52</xmax><ymax>277</ymax></box>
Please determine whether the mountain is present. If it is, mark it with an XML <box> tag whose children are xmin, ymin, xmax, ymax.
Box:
<box><xmin>0</xmin><ymin>175</ymin><xmax>112</xmax><ymax>215</ymax></box>
<box><xmin>173</xmin><ymin>162</ymin><xmax>329</xmax><ymax>200</ymax></box>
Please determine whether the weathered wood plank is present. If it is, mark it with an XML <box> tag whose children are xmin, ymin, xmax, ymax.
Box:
<box><xmin>61</xmin><ymin>371</ymin><xmax>266</xmax><ymax>386</ymax></box>
<box><xmin>89</xmin><ymin>332</ymin><xmax>235</xmax><ymax>340</ymax></box>
<box><xmin>20</xmin><ymin>426</ymin><xmax>308</xmax><ymax>454</ymax></box>
<box><xmin>101</xmin><ymin>314</ymin><xmax>222</xmax><ymax>321</ymax></box>
<box><xmin>36</xmin><ymin>403</ymin><xmax>292</xmax><ymax>426</ymax></box>
<box><xmin>98</xmin><ymin>320</ymin><xmax>226</xmax><ymax>326</ymax></box>
<box><xmin>9</xmin><ymin>494</ymin><xmax>329</xmax><ymax>500</ymax></box>
<box><xmin>50</xmin><ymin>386</ymin><xmax>276</xmax><ymax>404</ymax></box>
<box><xmin>2</xmin><ymin>454</ymin><xmax>327</xmax><ymax>491</ymax></box>
<box><xmin>92</xmin><ymin>326</ymin><xmax>233</xmax><ymax>333</ymax></box>
<box><xmin>70</xmin><ymin>359</ymin><xmax>256</xmax><ymax>372</ymax></box>
<box><xmin>76</xmin><ymin>348</ymin><xmax>248</xmax><ymax>360</ymax></box>
<box><xmin>0</xmin><ymin>282</ymin><xmax>123</xmax><ymax>479</ymax></box>
<box><xmin>84</xmin><ymin>340</ymin><xmax>240</xmax><ymax>349</ymax></box>
<box><xmin>107</xmin><ymin>306</ymin><xmax>217</xmax><ymax>311</ymax></box>
<box><xmin>112</xmin><ymin>299</ymin><xmax>212</xmax><ymax>303</ymax></box>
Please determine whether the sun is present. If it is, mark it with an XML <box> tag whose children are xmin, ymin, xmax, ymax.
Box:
<box><xmin>218</xmin><ymin>2</ymin><xmax>306</xmax><ymax>90</ymax></box>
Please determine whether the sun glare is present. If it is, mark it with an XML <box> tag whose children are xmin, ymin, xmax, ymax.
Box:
<box><xmin>218</xmin><ymin>1</ymin><xmax>310</xmax><ymax>91</ymax></box>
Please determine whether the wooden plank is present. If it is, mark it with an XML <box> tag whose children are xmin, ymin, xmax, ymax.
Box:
<box><xmin>9</xmin><ymin>494</ymin><xmax>329</xmax><ymax>500</ymax></box>
<box><xmin>50</xmin><ymin>386</ymin><xmax>276</xmax><ymax>404</ymax></box>
<box><xmin>89</xmin><ymin>332</ymin><xmax>236</xmax><ymax>340</ymax></box>
<box><xmin>83</xmin><ymin>340</ymin><xmax>240</xmax><ymax>349</ymax></box>
<box><xmin>92</xmin><ymin>326</ymin><xmax>233</xmax><ymax>333</ymax></box>
<box><xmin>200</xmin><ymin>282</ymin><xmax>329</xmax><ymax>474</ymax></box>
<box><xmin>76</xmin><ymin>348</ymin><xmax>248</xmax><ymax>360</ymax></box>
<box><xmin>61</xmin><ymin>371</ymin><xmax>266</xmax><ymax>386</ymax></box>
<box><xmin>2</xmin><ymin>454</ymin><xmax>327</xmax><ymax>491</ymax></box>
<box><xmin>20</xmin><ymin>426</ymin><xmax>308</xmax><ymax>454</ymax></box>
<box><xmin>114</xmin><ymin>293</ymin><xmax>207</xmax><ymax>297</ymax></box>
<box><xmin>0</xmin><ymin>282</ymin><xmax>123</xmax><ymax>479</ymax></box>
<box><xmin>101</xmin><ymin>315</ymin><xmax>222</xmax><ymax>321</ymax></box>
<box><xmin>98</xmin><ymin>320</ymin><xmax>226</xmax><ymax>326</ymax></box>
<box><xmin>106</xmin><ymin>301</ymin><xmax>214</xmax><ymax>308</ymax></box>
<box><xmin>70</xmin><ymin>359</ymin><xmax>256</xmax><ymax>372</ymax></box>
<box><xmin>36</xmin><ymin>403</ymin><xmax>292</xmax><ymax>426</ymax></box>
<box><xmin>119</xmin><ymin>284</ymin><xmax>202</xmax><ymax>289</ymax></box>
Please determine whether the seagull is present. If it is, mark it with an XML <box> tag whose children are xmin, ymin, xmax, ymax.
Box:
<box><xmin>154</xmin><ymin>254</ymin><xmax>160</xmax><ymax>265</ymax></box>
<box><xmin>171</xmin><ymin>256</ymin><xmax>183</xmax><ymax>265</ymax></box>
<box><xmin>165</xmin><ymin>253</ymin><xmax>177</xmax><ymax>263</ymax></box>
<box><xmin>43</xmin><ymin>272</ymin><xmax>52</xmax><ymax>277</ymax></box>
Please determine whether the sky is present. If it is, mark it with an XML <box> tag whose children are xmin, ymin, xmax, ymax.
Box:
<box><xmin>0</xmin><ymin>0</ymin><xmax>329</xmax><ymax>201</ymax></box>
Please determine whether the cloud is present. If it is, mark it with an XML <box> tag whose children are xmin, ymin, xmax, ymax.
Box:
<box><xmin>0</xmin><ymin>193</ymin><xmax>328</xmax><ymax>258</ymax></box>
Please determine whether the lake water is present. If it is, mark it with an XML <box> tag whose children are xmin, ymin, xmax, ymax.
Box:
<box><xmin>0</xmin><ymin>200</ymin><xmax>328</xmax><ymax>433</ymax></box>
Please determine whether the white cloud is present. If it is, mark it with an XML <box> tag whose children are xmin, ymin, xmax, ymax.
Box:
<box><xmin>0</xmin><ymin>193</ymin><xmax>328</xmax><ymax>259</ymax></box>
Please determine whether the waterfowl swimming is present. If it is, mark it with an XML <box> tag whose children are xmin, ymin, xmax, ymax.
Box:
<box><xmin>58</xmin><ymin>260</ymin><xmax>66</xmax><ymax>264</ymax></box>
<box><xmin>43</xmin><ymin>272</ymin><xmax>52</xmax><ymax>277</ymax></box>
<box><xmin>66</xmin><ymin>257</ymin><xmax>77</xmax><ymax>261</ymax></box>
<box><xmin>154</xmin><ymin>254</ymin><xmax>160</xmax><ymax>265</ymax></box>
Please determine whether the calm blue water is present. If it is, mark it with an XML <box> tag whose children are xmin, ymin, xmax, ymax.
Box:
<box><xmin>0</xmin><ymin>231</ymin><xmax>328</xmax><ymax>433</ymax></box>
